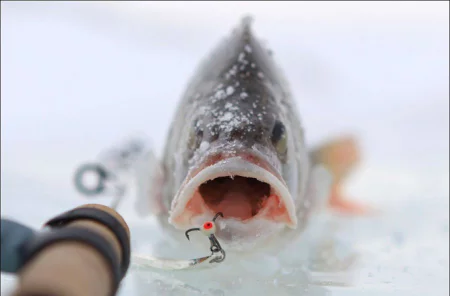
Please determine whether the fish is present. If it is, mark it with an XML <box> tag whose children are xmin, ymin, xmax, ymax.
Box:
<box><xmin>134</xmin><ymin>17</ymin><xmax>370</xmax><ymax>253</ymax></box>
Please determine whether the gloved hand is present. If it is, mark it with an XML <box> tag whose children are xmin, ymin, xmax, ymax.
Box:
<box><xmin>1</xmin><ymin>204</ymin><xmax>131</xmax><ymax>296</ymax></box>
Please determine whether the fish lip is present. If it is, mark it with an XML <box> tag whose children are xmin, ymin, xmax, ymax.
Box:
<box><xmin>168</xmin><ymin>153</ymin><xmax>298</xmax><ymax>229</ymax></box>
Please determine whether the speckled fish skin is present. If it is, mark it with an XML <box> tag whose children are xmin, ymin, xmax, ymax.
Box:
<box><xmin>155</xmin><ymin>18</ymin><xmax>322</xmax><ymax>251</ymax></box>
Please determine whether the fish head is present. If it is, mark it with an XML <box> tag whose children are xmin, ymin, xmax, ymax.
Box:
<box><xmin>168</xmin><ymin>87</ymin><xmax>302</xmax><ymax>251</ymax></box>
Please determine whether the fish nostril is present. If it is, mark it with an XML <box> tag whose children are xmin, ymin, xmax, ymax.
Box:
<box><xmin>229</xmin><ymin>129</ymin><xmax>245</xmax><ymax>140</ymax></box>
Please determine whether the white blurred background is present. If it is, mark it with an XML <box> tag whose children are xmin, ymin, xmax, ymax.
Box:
<box><xmin>1</xmin><ymin>1</ymin><xmax>449</xmax><ymax>295</ymax></box>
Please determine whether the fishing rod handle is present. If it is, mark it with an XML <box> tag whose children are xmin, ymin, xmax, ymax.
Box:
<box><xmin>12</xmin><ymin>204</ymin><xmax>131</xmax><ymax>296</ymax></box>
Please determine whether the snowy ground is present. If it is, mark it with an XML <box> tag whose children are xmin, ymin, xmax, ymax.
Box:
<box><xmin>1</xmin><ymin>2</ymin><xmax>449</xmax><ymax>296</ymax></box>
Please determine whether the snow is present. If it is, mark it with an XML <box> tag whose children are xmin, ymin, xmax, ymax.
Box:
<box><xmin>198</xmin><ymin>141</ymin><xmax>210</xmax><ymax>152</ymax></box>
<box><xmin>219</xmin><ymin>112</ymin><xmax>234</xmax><ymax>122</ymax></box>
<box><xmin>214</xmin><ymin>89</ymin><xmax>227</xmax><ymax>100</ymax></box>
<box><xmin>1</xmin><ymin>2</ymin><xmax>448</xmax><ymax>296</ymax></box>
<box><xmin>226</xmin><ymin>86</ymin><xmax>235</xmax><ymax>96</ymax></box>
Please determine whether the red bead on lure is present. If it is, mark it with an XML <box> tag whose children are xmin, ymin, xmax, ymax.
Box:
<box><xmin>185</xmin><ymin>212</ymin><xmax>223</xmax><ymax>240</ymax></box>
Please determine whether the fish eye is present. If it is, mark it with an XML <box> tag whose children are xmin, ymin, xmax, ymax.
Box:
<box><xmin>188</xmin><ymin>121</ymin><xmax>203</xmax><ymax>150</ymax></box>
<box><xmin>271</xmin><ymin>120</ymin><xmax>287</xmax><ymax>156</ymax></box>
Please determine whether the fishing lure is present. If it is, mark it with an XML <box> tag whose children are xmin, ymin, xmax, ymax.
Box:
<box><xmin>132</xmin><ymin>213</ymin><xmax>226</xmax><ymax>270</ymax></box>
<box><xmin>184</xmin><ymin>212</ymin><xmax>226</xmax><ymax>264</ymax></box>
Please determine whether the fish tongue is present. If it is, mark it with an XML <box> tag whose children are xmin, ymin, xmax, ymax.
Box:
<box><xmin>218</xmin><ymin>191</ymin><xmax>253</xmax><ymax>219</ymax></box>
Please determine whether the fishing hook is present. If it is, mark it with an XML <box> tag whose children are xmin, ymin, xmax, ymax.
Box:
<box><xmin>185</xmin><ymin>228</ymin><xmax>200</xmax><ymax>241</ymax></box>
<box><xmin>184</xmin><ymin>212</ymin><xmax>226</xmax><ymax>263</ymax></box>
<box><xmin>213</xmin><ymin>212</ymin><xmax>224</xmax><ymax>222</ymax></box>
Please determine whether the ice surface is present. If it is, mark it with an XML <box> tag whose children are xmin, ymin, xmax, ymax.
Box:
<box><xmin>1</xmin><ymin>2</ymin><xmax>449</xmax><ymax>296</ymax></box>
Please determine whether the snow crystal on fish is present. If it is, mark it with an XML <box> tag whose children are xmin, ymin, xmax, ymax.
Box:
<box><xmin>224</xmin><ymin>102</ymin><xmax>239</xmax><ymax>111</ymax></box>
<box><xmin>238</xmin><ymin>52</ymin><xmax>249</xmax><ymax>68</ymax></box>
<box><xmin>214</xmin><ymin>89</ymin><xmax>226</xmax><ymax>100</ymax></box>
<box><xmin>225</xmin><ymin>65</ymin><xmax>238</xmax><ymax>80</ymax></box>
<box><xmin>199</xmin><ymin>141</ymin><xmax>210</xmax><ymax>152</ymax></box>
<box><xmin>220</xmin><ymin>112</ymin><xmax>234</xmax><ymax>122</ymax></box>
<box><xmin>226</xmin><ymin>86</ymin><xmax>235</xmax><ymax>96</ymax></box>
<box><xmin>240</xmin><ymin>92</ymin><xmax>248</xmax><ymax>99</ymax></box>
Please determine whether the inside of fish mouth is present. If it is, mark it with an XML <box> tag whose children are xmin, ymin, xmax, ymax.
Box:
<box><xmin>198</xmin><ymin>176</ymin><xmax>271</xmax><ymax>220</ymax></box>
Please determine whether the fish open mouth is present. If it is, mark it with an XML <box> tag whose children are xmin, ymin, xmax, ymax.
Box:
<box><xmin>199</xmin><ymin>176</ymin><xmax>271</xmax><ymax>220</ymax></box>
<box><xmin>169</xmin><ymin>156</ymin><xmax>297</xmax><ymax>230</ymax></box>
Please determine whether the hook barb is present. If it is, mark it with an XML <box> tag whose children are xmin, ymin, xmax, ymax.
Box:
<box><xmin>212</xmin><ymin>212</ymin><xmax>224</xmax><ymax>222</ymax></box>
<box><xmin>185</xmin><ymin>227</ymin><xmax>200</xmax><ymax>241</ymax></box>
